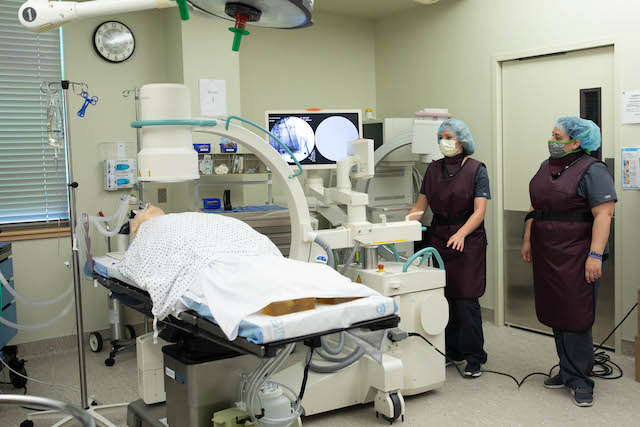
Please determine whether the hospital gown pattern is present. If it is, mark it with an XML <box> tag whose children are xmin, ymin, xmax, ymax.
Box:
<box><xmin>118</xmin><ymin>212</ymin><xmax>282</xmax><ymax>321</ymax></box>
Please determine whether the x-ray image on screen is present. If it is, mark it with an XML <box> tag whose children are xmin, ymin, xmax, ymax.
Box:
<box><xmin>315</xmin><ymin>116</ymin><xmax>360</xmax><ymax>161</ymax></box>
<box><xmin>267</xmin><ymin>110</ymin><xmax>361</xmax><ymax>168</ymax></box>
<box><xmin>269</xmin><ymin>117</ymin><xmax>315</xmax><ymax>162</ymax></box>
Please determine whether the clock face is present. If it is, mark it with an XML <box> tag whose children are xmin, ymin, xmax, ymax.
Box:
<box><xmin>93</xmin><ymin>21</ymin><xmax>135</xmax><ymax>63</ymax></box>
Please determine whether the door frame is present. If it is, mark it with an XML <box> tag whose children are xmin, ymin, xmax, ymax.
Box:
<box><xmin>491</xmin><ymin>40</ymin><xmax>623</xmax><ymax>351</ymax></box>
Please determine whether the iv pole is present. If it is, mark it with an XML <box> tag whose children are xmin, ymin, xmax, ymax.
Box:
<box><xmin>123</xmin><ymin>88</ymin><xmax>143</xmax><ymax>205</ymax></box>
<box><xmin>29</xmin><ymin>81</ymin><xmax>127</xmax><ymax>427</ymax></box>
<box><xmin>61</xmin><ymin>79</ymin><xmax>89</xmax><ymax>409</ymax></box>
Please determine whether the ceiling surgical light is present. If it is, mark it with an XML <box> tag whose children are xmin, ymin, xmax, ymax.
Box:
<box><xmin>18</xmin><ymin>0</ymin><xmax>313</xmax><ymax>51</ymax></box>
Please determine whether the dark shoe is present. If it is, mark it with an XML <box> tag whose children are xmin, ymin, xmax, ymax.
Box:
<box><xmin>571</xmin><ymin>387</ymin><xmax>593</xmax><ymax>407</ymax></box>
<box><xmin>464</xmin><ymin>362</ymin><xmax>482</xmax><ymax>378</ymax></box>
<box><xmin>543</xmin><ymin>374</ymin><xmax>565</xmax><ymax>389</ymax></box>
<box><xmin>446</xmin><ymin>359</ymin><xmax>465</xmax><ymax>367</ymax></box>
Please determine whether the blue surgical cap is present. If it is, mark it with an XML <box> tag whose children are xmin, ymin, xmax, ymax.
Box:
<box><xmin>438</xmin><ymin>119</ymin><xmax>475</xmax><ymax>155</ymax></box>
<box><xmin>555</xmin><ymin>116</ymin><xmax>601</xmax><ymax>153</ymax></box>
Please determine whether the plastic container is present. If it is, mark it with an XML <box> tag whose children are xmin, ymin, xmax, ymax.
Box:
<box><xmin>365</xmin><ymin>108</ymin><xmax>375</xmax><ymax>120</ymax></box>
<box><xmin>253</xmin><ymin>382</ymin><xmax>292</xmax><ymax>427</ymax></box>
<box><xmin>193</xmin><ymin>143</ymin><xmax>211</xmax><ymax>153</ymax></box>
<box><xmin>219</xmin><ymin>138</ymin><xmax>237</xmax><ymax>153</ymax></box>
<box><xmin>262</xmin><ymin>298</ymin><xmax>315</xmax><ymax>316</ymax></box>
<box><xmin>202</xmin><ymin>198</ymin><xmax>221</xmax><ymax>209</ymax></box>
<box><xmin>316</xmin><ymin>297</ymin><xmax>361</xmax><ymax>305</ymax></box>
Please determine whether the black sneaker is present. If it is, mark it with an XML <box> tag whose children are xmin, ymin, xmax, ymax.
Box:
<box><xmin>464</xmin><ymin>362</ymin><xmax>482</xmax><ymax>378</ymax></box>
<box><xmin>446</xmin><ymin>359</ymin><xmax>465</xmax><ymax>367</ymax></box>
<box><xmin>543</xmin><ymin>374</ymin><xmax>565</xmax><ymax>389</ymax></box>
<box><xmin>571</xmin><ymin>387</ymin><xmax>593</xmax><ymax>407</ymax></box>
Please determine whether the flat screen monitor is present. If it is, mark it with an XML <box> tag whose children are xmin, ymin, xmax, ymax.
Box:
<box><xmin>265</xmin><ymin>109</ymin><xmax>362</xmax><ymax>169</ymax></box>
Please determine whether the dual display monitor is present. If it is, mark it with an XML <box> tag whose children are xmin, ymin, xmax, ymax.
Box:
<box><xmin>266</xmin><ymin>110</ymin><xmax>362</xmax><ymax>169</ymax></box>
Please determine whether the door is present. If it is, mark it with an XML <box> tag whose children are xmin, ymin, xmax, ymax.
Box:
<box><xmin>502</xmin><ymin>46</ymin><xmax>615</xmax><ymax>344</ymax></box>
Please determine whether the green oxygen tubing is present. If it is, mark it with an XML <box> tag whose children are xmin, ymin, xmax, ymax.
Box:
<box><xmin>383</xmin><ymin>226</ymin><xmax>429</xmax><ymax>263</ymax></box>
<box><xmin>383</xmin><ymin>244</ymin><xmax>401</xmax><ymax>262</ymax></box>
<box><xmin>403</xmin><ymin>247</ymin><xmax>444</xmax><ymax>272</ymax></box>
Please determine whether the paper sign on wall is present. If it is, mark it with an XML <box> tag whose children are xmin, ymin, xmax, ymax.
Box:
<box><xmin>199</xmin><ymin>79</ymin><xmax>227</xmax><ymax>117</ymax></box>
<box><xmin>621</xmin><ymin>90</ymin><xmax>640</xmax><ymax>124</ymax></box>
<box><xmin>622</xmin><ymin>147</ymin><xmax>640</xmax><ymax>190</ymax></box>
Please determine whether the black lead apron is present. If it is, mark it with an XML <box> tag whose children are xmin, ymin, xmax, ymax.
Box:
<box><xmin>423</xmin><ymin>155</ymin><xmax>487</xmax><ymax>299</ymax></box>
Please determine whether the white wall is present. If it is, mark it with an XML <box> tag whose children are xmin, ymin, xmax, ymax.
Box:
<box><xmin>375</xmin><ymin>0</ymin><xmax>640</xmax><ymax>341</ymax></box>
<box><xmin>10</xmin><ymin>10</ymin><xmax>170</xmax><ymax>344</ymax></box>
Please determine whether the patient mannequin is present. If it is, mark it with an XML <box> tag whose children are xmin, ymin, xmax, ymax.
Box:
<box><xmin>120</xmin><ymin>204</ymin><xmax>372</xmax><ymax>338</ymax></box>
<box><xmin>130</xmin><ymin>204</ymin><xmax>165</xmax><ymax>237</ymax></box>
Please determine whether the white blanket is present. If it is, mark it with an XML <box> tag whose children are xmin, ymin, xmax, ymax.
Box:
<box><xmin>196</xmin><ymin>254</ymin><xmax>379</xmax><ymax>340</ymax></box>
<box><xmin>118</xmin><ymin>212</ymin><xmax>282</xmax><ymax>322</ymax></box>
<box><xmin>118</xmin><ymin>212</ymin><xmax>380</xmax><ymax>341</ymax></box>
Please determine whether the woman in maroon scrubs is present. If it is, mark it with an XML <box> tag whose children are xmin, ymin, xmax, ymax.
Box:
<box><xmin>408</xmin><ymin>119</ymin><xmax>490</xmax><ymax>378</ymax></box>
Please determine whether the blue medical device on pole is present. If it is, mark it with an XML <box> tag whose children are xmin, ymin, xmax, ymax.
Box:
<box><xmin>0</xmin><ymin>242</ymin><xmax>28</xmax><ymax>389</ymax></box>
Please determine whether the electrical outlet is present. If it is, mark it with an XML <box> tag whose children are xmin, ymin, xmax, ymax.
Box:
<box><xmin>158</xmin><ymin>188</ymin><xmax>167</xmax><ymax>203</ymax></box>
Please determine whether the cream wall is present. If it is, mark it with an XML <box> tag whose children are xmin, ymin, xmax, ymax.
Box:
<box><xmin>11</xmin><ymin>10</ymin><xmax>170</xmax><ymax>344</ymax></box>
<box><xmin>239</xmin><ymin>12</ymin><xmax>377</xmax><ymax>125</ymax></box>
<box><xmin>375</xmin><ymin>0</ymin><xmax>640</xmax><ymax>341</ymax></box>
<box><xmin>180</xmin><ymin>10</ymin><xmax>242</xmax><ymax>119</ymax></box>
<box><xmin>239</xmin><ymin>12</ymin><xmax>377</xmax><ymax>199</ymax></box>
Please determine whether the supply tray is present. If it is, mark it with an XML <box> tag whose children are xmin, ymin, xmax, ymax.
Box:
<box><xmin>93</xmin><ymin>273</ymin><xmax>399</xmax><ymax>358</ymax></box>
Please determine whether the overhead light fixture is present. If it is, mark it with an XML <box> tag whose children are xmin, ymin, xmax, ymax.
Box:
<box><xmin>189</xmin><ymin>0</ymin><xmax>314</xmax><ymax>50</ymax></box>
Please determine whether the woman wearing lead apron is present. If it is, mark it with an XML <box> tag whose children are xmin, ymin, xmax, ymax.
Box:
<box><xmin>521</xmin><ymin>117</ymin><xmax>616</xmax><ymax>407</ymax></box>
<box><xmin>408</xmin><ymin>119</ymin><xmax>490</xmax><ymax>378</ymax></box>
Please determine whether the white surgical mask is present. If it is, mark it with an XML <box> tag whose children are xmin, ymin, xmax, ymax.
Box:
<box><xmin>439</xmin><ymin>139</ymin><xmax>459</xmax><ymax>157</ymax></box>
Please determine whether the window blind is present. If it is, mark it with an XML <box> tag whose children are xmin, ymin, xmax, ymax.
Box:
<box><xmin>0</xmin><ymin>0</ymin><xmax>68</xmax><ymax>225</ymax></box>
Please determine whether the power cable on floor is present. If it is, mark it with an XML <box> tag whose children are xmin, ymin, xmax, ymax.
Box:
<box><xmin>409</xmin><ymin>301</ymin><xmax>638</xmax><ymax>389</ymax></box>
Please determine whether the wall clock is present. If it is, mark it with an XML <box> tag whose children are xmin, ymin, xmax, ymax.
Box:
<box><xmin>93</xmin><ymin>21</ymin><xmax>135</xmax><ymax>63</ymax></box>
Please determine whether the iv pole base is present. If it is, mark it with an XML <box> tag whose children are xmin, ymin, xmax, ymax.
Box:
<box><xmin>26</xmin><ymin>396</ymin><xmax>128</xmax><ymax>427</ymax></box>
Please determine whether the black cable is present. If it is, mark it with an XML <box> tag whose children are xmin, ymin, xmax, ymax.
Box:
<box><xmin>587</xmin><ymin>302</ymin><xmax>637</xmax><ymax>380</ymax></box>
<box><xmin>407</xmin><ymin>333</ymin><xmax>466</xmax><ymax>379</ymax></box>
<box><xmin>595</xmin><ymin>304</ymin><xmax>637</xmax><ymax>351</ymax></box>
<box><xmin>409</xmin><ymin>299</ymin><xmax>636</xmax><ymax>390</ymax></box>
<box><xmin>409</xmin><ymin>332</ymin><xmax>550</xmax><ymax>388</ymax></box>
<box><xmin>591</xmin><ymin>352</ymin><xmax>622</xmax><ymax>379</ymax></box>
<box><xmin>518</xmin><ymin>302</ymin><xmax>638</xmax><ymax>387</ymax></box>
<box><xmin>298</xmin><ymin>348</ymin><xmax>313</xmax><ymax>402</ymax></box>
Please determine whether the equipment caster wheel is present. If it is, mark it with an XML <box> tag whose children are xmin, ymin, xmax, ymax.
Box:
<box><xmin>89</xmin><ymin>332</ymin><xmax>103</xmax><ymax>353</ymax></box>
<box><xmin>9</xmin><ymin>359</ymin><xmax>28</xmax><ymax>389</ymax></box>
<box><xmin>20</xmin><ymin>420</ymin><xmax>34</xmax><ymax>427</ymax></box>
<box><xmin>105</xmin><ymin>358</ymin><xmax>115</xmax><ymax>367</ymax></box>
<box><xmin>375</xmin><ymin>391</ymin><xmax>404</xmax><ymax>425</ymax></box>
<box><xmin>125</xmin><ymin>324</ymin><xmax>136</xmax><ymax>340</ymax></box>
